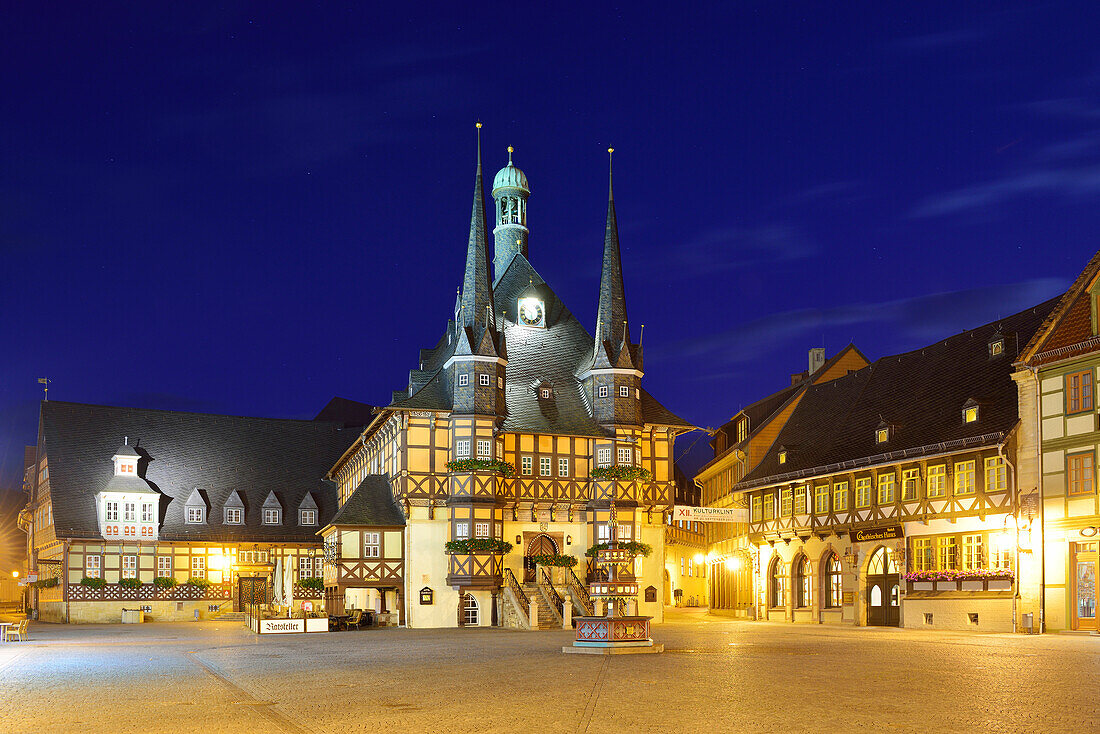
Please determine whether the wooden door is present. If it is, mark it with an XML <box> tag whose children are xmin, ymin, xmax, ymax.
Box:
<box><xmin>524</xmin><ymin>534</ymin><xmax>558</xmax><ymax>582</ymax></box>
<box><xmin>1072</xmin><ymin>542</ymin><xmax>1098</xmax><ymax>630</ymax></box>
<box><xmin>866</xmin><ymin>547</ymin><xmax>900</xmax><ymax>627</ymax></box>
<box><xmin>238</xmin><ymin>577</ymin><xmax>268</xmax><ymax>609</ymax></box>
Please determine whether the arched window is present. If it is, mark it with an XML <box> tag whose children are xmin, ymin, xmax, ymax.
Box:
<box><xmin>462</xmin><ymin>593</ymin><xmax>479</xmax><ymax>626</ymax></box>
<box><xmin>794</xmin><ymin>555</ymin><xmax>812</xmax><ymax>608</ymax></box>
<box><xmin>823</xmin><ymin>553</ymin><xmax>842</xmax><ymax>609</ymax></box>
<box><xmin>769</xmin><ymin>558</ymin><xmax>786</xmax><ymax>608</ymax></box>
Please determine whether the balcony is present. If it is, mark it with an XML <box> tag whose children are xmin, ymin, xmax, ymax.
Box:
<box><xmin>446</xmin><ymin>552</ymin><xmax>504</xmax><ymax>589</ymax></box>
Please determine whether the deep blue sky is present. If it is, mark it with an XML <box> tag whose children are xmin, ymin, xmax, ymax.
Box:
<box><xmin>3</xmin><ymin>2</ymin><xmax>1100</xmax><ymax>496</ymax></box>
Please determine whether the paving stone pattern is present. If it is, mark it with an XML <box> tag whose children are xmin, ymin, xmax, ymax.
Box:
<box><xmin>0</xmin><ymin>607</ymin><xmax>1097</xmax><ymax>733</ymax></box>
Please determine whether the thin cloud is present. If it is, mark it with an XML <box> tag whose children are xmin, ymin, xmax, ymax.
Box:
<box><xmin>910</xmin><ymin>165</ymin><xmax>1100</xmax><ymax>218</ymax></box>
<box><xmin>651</xmin><ymin>223</ymin><xmax>817</xmax><ymax>277</ymax></box>
<box><xmin>666</xmin><ymin>278</ymin><xmax>1066</xmax><ymax>365</ymax></box>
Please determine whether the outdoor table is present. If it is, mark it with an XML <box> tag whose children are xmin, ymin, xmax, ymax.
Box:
<box><xmin>0</xmin><ymin>622</ymin><xmax>13</xmax><ymax>642</ymax></box>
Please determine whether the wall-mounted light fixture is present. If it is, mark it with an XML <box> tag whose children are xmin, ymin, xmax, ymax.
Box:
<box><xmin>515</xmin><ymin>535</ymin><xmax>522</xmax><ymax>545</ymax></box>
<box><xmin>566</xmin><ymin>535</ymin><xmax>572</xmax><ymax>545</ymax></box>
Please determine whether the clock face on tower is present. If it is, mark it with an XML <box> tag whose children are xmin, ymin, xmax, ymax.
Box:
<box><xmin>518</xmin><ymin>297</ymin><xmax>545</xmax><ymax>328</ymax></box>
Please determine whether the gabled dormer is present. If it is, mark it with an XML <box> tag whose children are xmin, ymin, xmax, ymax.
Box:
<box><xmin>962</xmin><ymin>398</ymin><xmax>981</xmax><ymax>424</ymax></box>
<box><xmin>184</xmin><ymin>488</ymin><xmax>207</xmax><ymax>524</ymax></box>
<box><xmin>875</xmin><ymin>421</ymin><xmax>892</xmax><ymax>444</ymax></box>
<box><xmin>298</xmin><ymin>492</ymin><xmax>318</xmax><ymax>526</ymax></box>
<box><xmin>96</xmin><ymin>438</ymin><xmax>160</xmax><ymax>540</ymax></box>
<box><xmin>224</xmin><ymin>490</ymin><xmax>245</xmax><ymax>525</ymax></box>
<box><xmin>262</xmin><ymin>491</ymin><xmax>283</xmax><ymax>526</ymax></box>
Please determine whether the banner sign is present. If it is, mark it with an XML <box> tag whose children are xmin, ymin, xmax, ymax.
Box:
<box><xmin>259</xmin><ymin>618</ymin><xmax>305</xmax><ymax>634</ymax></box>
<box><xmin>673</xmin><ymin>506</ymin><xmax>747</xmax><ymax>523</ymax></box>
<box><xmin>851</xmin><ymin>526</ymin><xmax>903</xmax><ymax>543</ymax></box>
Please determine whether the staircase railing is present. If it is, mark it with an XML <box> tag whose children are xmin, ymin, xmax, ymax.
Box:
<box><xmin>539</xmin><ymin>568</ymin><xmax>564</xmax><ymax>619</ymax></box>
<box><xmin>504</xmin><ymin>568</ymin><xmax>529</xmax><ymax>610</ymax></box>
<box><xmin>567</xmin><ymin>568</ymin><xmax>593</xmax><ymax>615</ymax></box>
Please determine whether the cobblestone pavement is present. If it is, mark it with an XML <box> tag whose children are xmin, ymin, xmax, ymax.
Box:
<box><xmin>1</xmin><ymin>607</ymin><xmax>1098</xmax><ymax>733</ymax></box>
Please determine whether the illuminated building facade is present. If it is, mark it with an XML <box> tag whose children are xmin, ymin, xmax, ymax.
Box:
<box><xmin>21</xmin><ymin>399</ymin><xmax>371</xmax><ymax>623</ymax></box>
<box><xmin>326</xmin><ymin>133</ymin><xmax>693</xmax><ymax>628</ymax></box>
<box><xmin>701</xmin><ymin>301</ymin><xmax>1059</xmax><ymax>631</ymax></box>
<box><xmin>1016</xmin><ymin>249</ymin><xmax>1100</xmax><ymax>631</ymax></box>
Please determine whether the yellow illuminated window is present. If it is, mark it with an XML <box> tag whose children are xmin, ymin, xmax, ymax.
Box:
<box><xmin>954</xmin><ymin>461</ymin><xmax>976</xmax><ymax>495</ymax></box>
<box><xmin>814</xmin><ymin>485</ymin><xmax>829</xmax><ymax>514</ymax></box>
<box><xmin>877</xmin><ymin>473</ymin><xmax>896</xmax><ymax>504</ymax></box>
<box><xmin>962</xmin><ymin>534</ymin><xmax>983</xmax><ymax>571</ymax></box>
<box><xmin>938</xmin><ymin>536</ymin><xmax>957</xmax><ymax>570</ymax></box>
<box><xmin>780</xmin><ymin>487</ymin><xmax>792</xmax><ymax>516</ymax></box>
<box><xmin>984</xmin><ymin>457</ymin><xmax>1007</xmax><ymax>492</ymax></box>
<box><xmin>832</xmin><ymin>482</ymin><xmax>849</xmax><ymax>511</ymax></box>
<box><xmin>1068</xmin><ymin>452</ymin><xmax>1094</xmax><ymax>495</ymax></box>
<box><xmin>778</xmin><ymin>450</ymin><xmax>787</xmax><ymax>465</ymax></box>
<box><xmin>902</xmin><ymin>468</ymin><xmax>920</xmax><ymax>501</ymax></box>
<box><xmin>876</xmin><ymin>427</ymin><xmax>889</xmax><ymax>443</ymax></box>
<box><xmin>912</xmin><ymin>538</ymin><xmax>934</xmax><ymax>571</ymax></box>
<box><xmin>964</xmin><ymin>406</ymin><xmax>978</xmax><ymax>423</ymax></box>
<box><xmin>855</xmin><ymin>477</ymin><xmax>871</xmax><ymax>508</ymax></box>
<box><xmin>926</xmin><ymin>465</ymin><xmax>946</xmax><ymax>498</ymax></box>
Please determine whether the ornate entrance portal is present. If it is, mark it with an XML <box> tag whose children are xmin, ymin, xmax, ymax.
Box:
<box><xmin>524</xmin><ymin>534</ymin><xmax>558</xmax><ymax>582</ymax></box>
<box><xmin>866</xmin><ymin>547</ymin><xmax>900</xmax><ymax>627</ymax></box>
<box><xmin>238</xmin><ymin>577</ymin><xmax>268</xmax><ymax>610</ymax></box>
<box><xmin>1072</xmin><ymin>542</ymin><xmax>1097</xmax><ymax>630</ymax></box>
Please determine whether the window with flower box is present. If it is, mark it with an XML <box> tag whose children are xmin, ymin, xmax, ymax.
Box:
<box><xmin>617</xmin><ymin>446</ymin><xmax>632</xmax><ymax>465</ymax></box>
<box><xmin>190</xmin><ymin>556</ymin><xmax>205</xmax><ymax>579</ymax></box>
<box><xmin>122</xmin><ymin>555</ymin><xmax>138</xmax><ymax>579</ymax></box>
<box><xmin>86</xmin><ymin>555</ymin><xmax>102</xmax><ymax>578</ymax></box>
<box><xmin>962</xmin><ymin>534</ymin><xmax>983</xmax><ymax>571</ymax></box>
<box><xmin>156</xmin><ymin>555</ymin><xmax>172</xmax><ymax>577</ymax></box>
<box><xmin>299</xmin><ymin>557</ymin><xmax>314</xmax><ymax>580</ymax></box>
<box><xmin>912</xmin><ymin>538</ymin><xmax>934</xmax><ymax>571</ymax></box>
<box><xmin>474</xmin><ymin>522</ymin><xmax>490</xmax><ymax>539</ymax></box>
<box><xmin>476</xmin><ymin>440</ymin><xmax>491</xmax><ymax>459</ymax></box>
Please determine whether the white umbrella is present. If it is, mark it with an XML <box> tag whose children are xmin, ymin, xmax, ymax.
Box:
<box><xmin>272</xmin><ymin>558</ymin><xmax>284</xmax><ymax>607</ymax></box>
<box><xmin>284</xmin><ymin>559</ymin><xmax>294</xmax><ymax>615</ymax></box>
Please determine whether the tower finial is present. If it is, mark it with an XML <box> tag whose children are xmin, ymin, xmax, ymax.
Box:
<box><xmin>608</xmin><ymin>147</ymin><xmax>614</xmax><ymax>199</ymax></box>
<box><xmin>507</xmin><ymin>145</ymin><xmax>514</xmax><ymax>164</ymax></box>
<box><xmin>475</xmin><ymin>122</ymin><xmax>483</xmax><ymax>167</ymax></box>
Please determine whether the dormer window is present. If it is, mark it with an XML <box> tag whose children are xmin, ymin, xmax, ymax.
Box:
<box><xmin>540</xmin><ymin>387</ymin><xmax>552</xmax><ymax>399</ymax></box>
<box><xmin>778</xmin><ymin>450</ymin><xmax>788</xmax><ymax>465</ymax></box>
<box><xmin>876</xmin><ymin>426</ymin><xmax>891</xmax><ymax>444</ymax></box>
<box><xmin>300</xmin><ymin>509</ymin><xmax>317</xmax><ymax>526</ymax></box>
<box><xmin>187</xmin><ymin>507</ymin><xmax>205</xmax><ymax>524</ymax></box>
<box><xmin>263</xmin><ymin>508</ymin><xmax>281</xmax><ymax>525</ymax></box>
<box><xmin>963</xmin><ymin>398</ymin><xmax>980</xmax><ymax>424</ymax></box>
<box><xmin>120</xmin><ymin>462</ymin><xmax>135</xmax><ymax>474</ymax></box>
<box><xmin>225</xmin><ymin>507</ymin><xmax>243</xmax><ymax>524</ymax></box>
<box><xmin>989</xmin><ymin>331</ymin><xmax>1005</xmax><ymax>358</ymax></box>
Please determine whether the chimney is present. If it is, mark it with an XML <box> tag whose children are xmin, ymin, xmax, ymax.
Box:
<box><xmin>808</xmin><ymin>348</ymin><xmax>826</xmax><ymax>376</ymax></box>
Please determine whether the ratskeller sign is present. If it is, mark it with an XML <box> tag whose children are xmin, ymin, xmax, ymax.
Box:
<box><xmin>851</xmin><ymin>526</ymin><xmax>903</xmax><ymax>543</ymax></box>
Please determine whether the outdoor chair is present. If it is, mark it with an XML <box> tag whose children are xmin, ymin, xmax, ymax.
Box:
<box><xmin>3</xmin><ymin>619</ymin><xmax>28</xmax><ymax>642</ymax></box>
<box><xmin>345</xmin><ymin>610</ymin><xmax>363</xmax><ymax>630</ymax></box>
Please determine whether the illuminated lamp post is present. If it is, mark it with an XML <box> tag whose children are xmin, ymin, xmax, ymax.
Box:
<box><xmin>565</xmin><ymin>493</ymin><xmax>663</xmax><ymax>655</ymax></box>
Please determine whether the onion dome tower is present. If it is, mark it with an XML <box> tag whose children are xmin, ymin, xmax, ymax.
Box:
<box><xmin>491</xmin><ymin>146</ymin><xmax>531</xmax><ymax>282</ymax></box>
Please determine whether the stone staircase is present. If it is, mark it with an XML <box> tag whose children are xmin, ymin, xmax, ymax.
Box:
<box><xmin>522</xmin><ymin>584</ymin><xmax>561</xmax><ymax>629</ymax></box>
<box><xmin>213</xmin><ymin>611</ymin><xmax>248</xmax><ymax>622</ymax></box>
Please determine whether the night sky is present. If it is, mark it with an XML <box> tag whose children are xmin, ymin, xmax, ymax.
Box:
<box><xmin>3</xmin><ymin>3</ymin><xmax>1100</xmax><ymax>513</ymax></box>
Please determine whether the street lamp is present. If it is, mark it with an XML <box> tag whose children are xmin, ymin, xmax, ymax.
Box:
<box><xmin>12</xmin><ymin>571</ymin><xmax>18</xmax><ymax>579</ymax></box>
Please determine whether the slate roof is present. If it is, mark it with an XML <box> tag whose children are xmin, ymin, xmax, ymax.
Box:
<box><xmin>39</xmin><ymin>401</ymin><xmax>360</xmax><ymax>542</ymax></box>
<box><xmin>737</xmin><ymin>298</ymin><xmax>1060</xmax><ymax>489</ymax></box>
<box><xmin>312</xmin><ymin>397</ymin><xmax>377</xmax><ymax>428</ymax></box>
<box><xmin>324</xmin><ymin>475</ymin><xmax>405</xmax><ymax>528</ymax></box>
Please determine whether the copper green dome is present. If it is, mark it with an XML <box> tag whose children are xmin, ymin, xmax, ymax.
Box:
<box><xmin>492</xmin><ymin>147</ymin><xmax>530</xmax><ymax>195</ymax></box>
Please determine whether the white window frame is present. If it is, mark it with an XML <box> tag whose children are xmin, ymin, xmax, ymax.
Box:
<box><xmin>617</xmin><ymin>446</ymin><xmax>632</xmax><ymax>465</ymax></box>
<box><xmin>558</xmin><ymin>457</ymin><xmax>569</xmax><ymax>477</ymax></box>
<box><xmin>458</xmin><ymin>373</ymin><xmax>469</xmax><ymax>387</ymax></box>
<box><xmin>190</xmin><ymin>556</ymin><xmax>205</xmax><ymax>579</ymax></box>
<box><xmin>474</xmin><ymin>522</ymin><xmax>490</xmax><ymax>538</ymax></box>
<box><xmin>121</xmin><ymin>555</ymin><xmax>138</xmax><ymax>579</ymax></box>
<box><xmin>300</xmin><ymin>509</ymin><xmax>317</xmax><ymax>526</ymax></box>
<box><xmin>521</xmin><ymin>456</ymin><xmax>533</xmax><ymax>475</ymax></box>
<box><xmin>299</xmin><ymin>557</ymin><xmax>314</xmax><ymax>580</ymax></box>
<box><xmin>186</xmin><ymin>506</ymin><xmax>204</xmax><ymax>524</ymax></box>
<box><xmin>479</xmin><ymin>373</ymin><xmax>490</xmax><ymax>386</ymax></box>
<box><xmin>364</xmin><ymin>532</ymin><xmax>381</xmax><ymax>558</ymax></box>
<box><xmin>156</xmin><ymin>555</ymin><xmax>172</xmax><ymax>578</ymax></box>
<box><xmin>619</xmin><ymin>385</ymin><xmax>630</xmax><ymax>397</ymax></box>
<box><xmin>106</xmin><ymin>502</ymin><xmax>119</xmax><ymax>522</ymax></box>
<box><xmin>539</xmin><ymin>456</ymin><xmax>552</xmax><ymax>476</ymax></box>
<box><xmin>462</xmin><ymin>593</ymin><xmax>479</xmax><ymax>625</ymax></box>
<box><xmin>476</xmin><ymin>439</ymin><xmax>491</xmax><ymax>459</ymax></box>
<box><xmin>454</xmin><ymin>522</ymin><xmax>470</xmax><ymax>540</ymax></box>
<box><xmin>85</xmin><ymin>555</ymin><xmax>102</xmax><ymax>578</ymax></box>
<box><xmin>597</xmin><ymin>447</ymin><xmax>612</xmax><ymax>467</ymax></box>
<box><xmin>225</xmin><ymin>507</ymin><xmax>243</xmax><ymax>525</ymax></box>
<box><xmin>598</xmin><ymin>386</ymin><xmax>608</xmax><ymax>398</ymax></box>
<box><xmin>540</xmin><ymin>387</ymin><xmax>551</xmax><ymax>399</ymax></box>
<box><xmin>142</xmin><ymin>503</ymin><xmax>154</xmax><ymax>522</ymax></box>
<box><xmin>456</xmin><ymin>440</ymin><xmax>471</xmax><ymax>459</ymax></box>
<box><xmin>123</xmin><ymin>502</ymin><xmax>136</xmax><ymax>522</ymax></box>
<box><xmin>263</xmin><ymin>508</ymin><xmax>281</xmax><ymax>525</ymax></box>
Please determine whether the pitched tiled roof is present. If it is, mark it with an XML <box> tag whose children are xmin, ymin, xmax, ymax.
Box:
<box><xmin>40</xmin><ymin>401</ymin><xmax>359</xmax><ymax>542</ymax></box>
<box><xmin>1020</xmin><ymin>249</ymin><xmax>1100</xmax><ymax>366</ymax></box>
<box><xmin>738</xmin><ymin>297</ymin><xmax>1059</xmax><ymax>489</ymax></box>
<box><xmin>311</xmin><ymin>397</ymin><xmax>377</xmax><ymax>427</ymax></box>
<box><xmin>325</xmin><ymin>475</ymin><xmax>405</xmax><ymax>528</ymax></box>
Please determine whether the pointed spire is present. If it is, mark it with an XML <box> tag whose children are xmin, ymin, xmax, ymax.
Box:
<box><xmin>460</xmin><ymin>122</ymin><xmax>493</xmax><ymax>329</ymax></box>
<box><xmin>596</xmin><ymin>147</ymin><xmax>629</xmax><ymax>352</ymax></box>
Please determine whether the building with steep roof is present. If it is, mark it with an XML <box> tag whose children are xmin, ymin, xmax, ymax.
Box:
<box><xmin>1015</xmin><ymin>248</ymin><xmax>1100</xmax><ymax>631</ymax></box>
<box><xmin>701</xmin><ymin>298</ymin><xmax>1058</xmax><ymax>631</ymax></box>
<box><xmin>327</xmin><ymin>131</ymin><xmax>694</xmax><ymax>628</ymax></box>
<box><xmin>21</xmin><ymin>399</ymin><xmax>370</xmax><ymax>623</ymax></box>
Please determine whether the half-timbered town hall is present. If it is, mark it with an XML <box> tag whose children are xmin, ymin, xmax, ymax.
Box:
<box><xmin>326</xmin><ymin>130</ymin><xmax>693</xmax><ymax>627</ymax></box>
